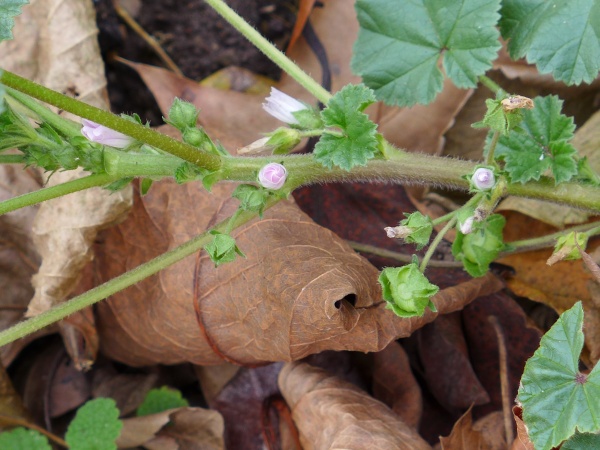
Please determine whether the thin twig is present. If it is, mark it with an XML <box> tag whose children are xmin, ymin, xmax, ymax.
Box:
<box><xmin>488</xmin><ymin>315</ymin><xmax>514</xmax><ymax>445</ymax></box>
<box><xmin>113</xmin><ymin>0</ymin><xmax>184</xmax><ymax>76</ymax></box>
<box><xmin>0</xmin><ymin>414</ymin><xmax>68</xmax><ymax>448</ymax></box>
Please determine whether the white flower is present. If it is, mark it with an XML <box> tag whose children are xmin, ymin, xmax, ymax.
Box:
<box><xmin>262</xmin><ymin>88</ymin><xmax>307</xmax><ymax>125</ymax></box>
<box><xmin>81</xmin><ymin>119</ymin><xmax>134</xmax><ymax>148</ymax></box>
<box><xmin>471</xmin><ymin>168</ymin><xmax>496</xmax><ymax>190</ymax></box>
<box><xmin>258</xmin><ymin>163</ymin><xmax>287</xmax><ymax>190</ymax></box>
<box><xmin>460</xmin><ymin>216</ymin><xmax>475</xmax><ymax>235</ymax></box>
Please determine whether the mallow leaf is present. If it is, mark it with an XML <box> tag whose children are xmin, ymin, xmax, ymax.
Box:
<box><xmin>0</xmin><ymin>428</ymin><xmax>51</xmax><ymax>450</ymax></box>
<box><xmin>314</xmin><ymin>84</ymin><xmax>378</xmax><ymax>170</ymax></box>
<box><xmin>494</xmin><ymin>96</ymin><xmax>578</xmax><ymax>184</ymax></box>
<box><xmin>137</xmin><ymin>386</ymin><xmax>189</xmax><ymax>416</ymax></box>
<box><xmin>518</xmin><ymin>302</ymin><xmax>600</xmax><ymax>450</ymax></box>
<box><xmin>352</xmin><ymin>0</ymin><xmax>502</xmax><ymax>106</ymax></box>
<box><xmin>500</xmin><ymin>0</ymin><xmax>600</xmax><ymax>85</ymax></box>
<box><xmin>65</xmin><ymin>398</ymin><xmax>122</xmax><ymax>450</ymax></box>
<box><xmin>0</xmin><ymin>0</ymin><xmax>28</xmax><ymax>42</ymax></box>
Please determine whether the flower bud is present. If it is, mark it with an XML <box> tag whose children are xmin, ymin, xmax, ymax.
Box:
<box><xmin>81</xmin><ymin>120</ymin><xmax>133</xmax><ymax>148</ymax></box>
<box><xmin>459</xmin><ymin>216</ymin><xmax>474</xmax><ymax>234</ymax></box>
<box><xmin>262</xmin><ymin>88</ymin><xmax>307</xmax><ymax>125</ymax></box>
<box><xmin>258</xmin><ymin>163</ymin><xmax>287</xmax><ymax>190</ymax></box>
<box><xmin>471</xmin><ymin>167</ymin><xmax>496</xmax><ymax>190</ymax></box>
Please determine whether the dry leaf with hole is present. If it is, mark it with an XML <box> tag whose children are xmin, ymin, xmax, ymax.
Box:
<box><xmin>279</xmin><ymin>361</ymin><xmax>432</xmax><ymax>450</ymax></box>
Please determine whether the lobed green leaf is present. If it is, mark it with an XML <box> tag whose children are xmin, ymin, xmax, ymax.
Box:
<box><xmin>518</xmin><ymin>302</ymin><xmax>600</xmax><ymax>450</ymax></box>
<box><xmin>0</xmin><ymin>0</ymin><xmax>28</xmax><ymax>42</ymax></box>
<box><xmin>65</xmin><ymin>398</ymin><xmax>122</xmax><ymax>450</ymax></box>
<box><xmin>500</xmin><ymin>0</ymin><xmax>600</xmax><ymax>85</ymax></box>
<box><xmin>352</xmin><ymin>0</ymin><xmax>501</xmax><ymax>106</ymax></box>
<box><xmin>137</xmin><ymin>386</ymin><xmax>189</xmax><ymax>416</ymax></box>
<box><xmin>0</xmin><ymin>428</ymin><xmax>51</xmax><ymax>450</ymax></box>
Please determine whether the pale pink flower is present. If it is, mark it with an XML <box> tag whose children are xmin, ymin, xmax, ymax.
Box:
<box><xmin>81</xmin><ymin>119</ymin><xmax>134</xmax><ymax>148</ymax></box>
<box><xmin>258</xmin><ymin>163</ymin><xmax>287</xmax><ymax>189</ymax></box>
<box><xmin>262</xmin><ymin>88</ymin><xmax>307</xmax><ymax>125</ymax></box>
<box><xmin>471</xmin><ymin>168</ymin><xmax>496</xmax><ymax>190</ymax></box>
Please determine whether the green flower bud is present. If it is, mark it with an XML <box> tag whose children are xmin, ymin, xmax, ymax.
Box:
<box><xmin>204</xmin><ymin>231</ymin><xmax>245</xmax><ymax>267</ymax></box>
<box><xmin>379</xmin><ymin>263</ymin><xmax>439</xmax><ymax>318</ymax></box>
<box><xmin>452</xmin><ymin>213</ymin><xmax>505</xmax><ymax>277</ymax></box>
<box><xmin>547</xmin><ymin>232</ymin><xmax>588</xmax><ymax>266</ymax></box>
<box><xmin>166</xmin><ymin>98</ymin><xmax>199</xmax><ymax>131</ymax></box>
<box><xmin>267</xmin><ymin>127</ymin><xmax>302</xmax><ymax>155</ymax></box>
<box><xmin>182</xmin><ymin>127</ymin><xmax>208</xmax><ymax>148</ymax></box>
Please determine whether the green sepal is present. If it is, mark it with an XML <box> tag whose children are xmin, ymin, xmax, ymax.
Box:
<box><xmin>472</xmin><ymin>98</ymin><xmax>525</xmax><ymax>135</ymax></box>
<box><xmin>165</xmin><ymin>98</ymin><xmax>199</xmax><ymax>131</ymax></box>
<box><xmin>232</xmin><ymin>184</ymin><xmax>271</xmax><ymax>218</ymax></box>
<box><xmin>267</xmin><ymin>127</ymin><xmax>302</xmax><ymax>155</ymax></box>
<box><xmin>204</xmin><ymin>231</ymin><xmax>245</xmax><ymax>267</ymax></box>
<box><xmin>174</xmin><ymin>161</ymin><xmax>208</xmax><ymax>184</ymax></box>
<box><xmin>201</xmin><ymin>170</ymin><xmax>223</xmax><ymax>191</ymax></box>
<box><xmin>140</xmin><ymin>178</ymin><xmax>153</xmax><ymax>196</ymax></box>
<box><xmin>104</xmin><ymin>177</ymin><xmax>133</xmax><ymax>192</ymax></box>
<box><xmin>291</xmin><ymin>108</ymin><xmax>323</xmax><ymax>130</ymax></box>
<box><xmin>575</xmin><ymin>157</ymin><xmax>600</xmax><ymax>186</ymax></box>
<box><xmin>452</xmin><ymin>213</ymin><xmax>505</xmax><ymax>277</ymax></box>
<box><xmin>551</xmin><ymin>232</ymin><xmax>588</xmax><ymax>262</ymax></box>
<box><xmin>399</xmin><ymin>212</ymin><xmax>433</xmax><ymax>250</ymax></box>
<box><xmin>379</xmin><ymin>262</ymin><xmax>439</xmax><ymax>318</ymax></box>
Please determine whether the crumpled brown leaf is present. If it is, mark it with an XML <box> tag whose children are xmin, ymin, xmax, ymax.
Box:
<box><xmin>116</xmin><ymin>407</ymin><xmax>224</xmax><ymax>450</ymax></box>
<box><xmin>95</xmin><ymin>173</ymin><xmax>504</xmax><ymax>367</ymax></box>
<box><xmin>278</xmin><ymin>361</ymin><xmax>432</xmax><ymax>450</ymax></box>
<box><xmin>0</xmin><ymin>0</ymin><xmax>133</xmax><ymax>317</ymax></box>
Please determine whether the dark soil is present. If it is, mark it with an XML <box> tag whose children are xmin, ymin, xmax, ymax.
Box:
<box><xmin>95</xmin><ymin>0</ymin><xmax>298</xmax><ymax>124</ymax></box>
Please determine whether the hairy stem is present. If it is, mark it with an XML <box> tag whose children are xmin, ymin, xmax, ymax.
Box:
<box><xmin>204</xmin><ymin>0</ymin><xmax>332</xmax><ymax>104</ymax></box>
<box><xmin>419</xmin><ymin>216</ymin><xmax>457</xmax><ymax>272</ymax></box>
<box><xmin>479</xmin><ymin>75</ymin><xmax>503</xmax><ymax>94</ymax></box>
<box><xmin>0</xmin><ymin>198</ymin><xmax>277</xmax><ymax>347</ymax></box>
<box><xmin>0</xmin><ymin>70</ymin><xmax>221</xmax><ymax>170</ymax></box>
<box><xmin>0</xmin><ymin>173</ymin><xmax>114</xmax><ymax>216</ymax></box>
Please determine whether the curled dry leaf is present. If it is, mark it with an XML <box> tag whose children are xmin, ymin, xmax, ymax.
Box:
<box><xmin>116</xmin><ymin>407</ymin><xmax>224</xmax><ymax>450</ymax></box>
<box><xmin>95</xmin><ymin>177</ymin><xmax>504</xmax><ymax>367</ymax></box>
<box><xmin>511</xmin><ymin>406</ymin><xmax>535</xmax><ymax>450</ymax></box>
<box><xmin>440</xmin><ymin>406</ymin><xmax>507</xmax><ymax>450</ymax></box>
<box><xmin>4</xmin><ymin>0</ymin><xmax>134</xmax><ymax>319</ymax></box>
<box><xmin>278</xmin><ymin>361</ymin><xmax>432</xmax><ymax>450</ymax></box>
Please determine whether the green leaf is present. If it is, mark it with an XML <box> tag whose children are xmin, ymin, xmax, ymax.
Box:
<box><xmin>313</xmin><ymin>84</ymin><xmax>378</xmax><ymax>170</ymax></box>
<box><xmin>562</xmin><ymin>431</ymin><xmax>600</xmax><ymax>450</ymax></box>
<box><xmin>379</xmin><ymin>262</ymin><xmax>438</xmax><ymax>317</ymax></box>
<box><xmin>352</xmin><ymin>0</ymin><xmax>501</xmax><ymax>106</ymax></box>
<box><xmin>518</xmin><ymin>302</ymin><xmax>600</xmax><ymax>450</ymax></box>
<box><xmin>0</xmin><ymin>0</ymin><xmax>28</xmax><ymax>42</ymax></box>
<box><xmin>136</xmin><ymin>386</ymin><xmax>189</xmax><ymax>416</ymax></box>
<box><xmin>65</xmin><ymin>398</ymin><xmax>123</xmax><ymax>450</ymax></box>
<box><xmin>500</xmin><ymin>0</ymin><xmax>600</xmax><ymax>85</ymax></box>
<box><xmin>452</xmin><ymin>213</ymin><xmax>505</xmax><ymax>277</ymax></box>
<box><xmin>0</xmin><ymin>427</ymin><xmax>51</xmax><ymax>450</ymax></box>
<box><xmin>204</xmin><ymin>232</ymin><xmax>245</xmax><ymax>267</ymax></box>
<box><xmin>494</xmin><ymin>96</ymin><xmax>578</xmax><ymax>184</ymax></box>
<box><xmin>472</xmin><ymin>98</ymin><xmax>525</xmax><ymax>135</ymax></box>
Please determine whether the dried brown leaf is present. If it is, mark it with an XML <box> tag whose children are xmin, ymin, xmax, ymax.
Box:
<box><xmin>117</xmin><ymin>407</ymin><xmax>224</xmax><ymax>450</ymax></box>
<box><xmin>372</xmin><ymin>341</ymin><xmax>423</xmax><ymax>428</ymax></box>
<box><xmin>194</xmin><ymin>363</ymin><xmax>241</xmax><ymax>405</ymax></box>
<box><xmin>440</xmin><ymin>407</ymin><xmax>507</xmax><ymax>450</ymax></box>
<box><xmin>511</xmin><ymin>406</ymin><xmax>535</xmax><ymax>450</ymax></box>
<box><xmin>279</xmin><ymin>361</ymin><xmax>432</xmax><ymax>450</ymax></box>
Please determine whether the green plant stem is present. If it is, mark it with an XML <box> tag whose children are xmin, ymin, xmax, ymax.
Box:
<box><xmin>348</xmin><ymin>241</ymin><xmax>463</xmax><ymax>268</ymax></box>
<box><xmin>0</xmin><ymin>173</ymin><xmax>114</xmax><ymax>216</ymax></box>
<box><xmin>419</xmin><ymin>216</ymin><xmax>457</xmax><ymax>272</ymax></box>
<box><xmin>486</xmin><ymin>131</ymin><xmax>500</xmax><ymax>165</ymax></box>
<box><xmin>0</xmin><ymin>198</ymin><xmax>277</xmax><ymax>347</ymax></box>
<box><xmin>504</xmin><ymin>222</ymin><xmax>600</xmax><ymax>254</ymax></box>
<box><xmin>103</xmin><ymin>148</ymin><xmax>184</xmax><ymax>178</ymax></box>
<box><xmin>479</xmin><ymin>75</ymin><xmax>503</xmax><ymax>94</ymax></box>
<box><xmin>0</xmin><ymin>70</ymin><xmax>221</xmax><ymax>171</ymax></box>
<box><xmin>204</xmin><ymin>0</ymin><xmax>332</xmax><ymax>105</ymax></box>
<box><xmin>432</xmin><ymin>211</ymin><xmax>456</xmax><ymax>226</ymax></box>
<box><xmin>0</xmin><ymin>154</ymin><xmax>25</xmax><ymax>164</ymax></box>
